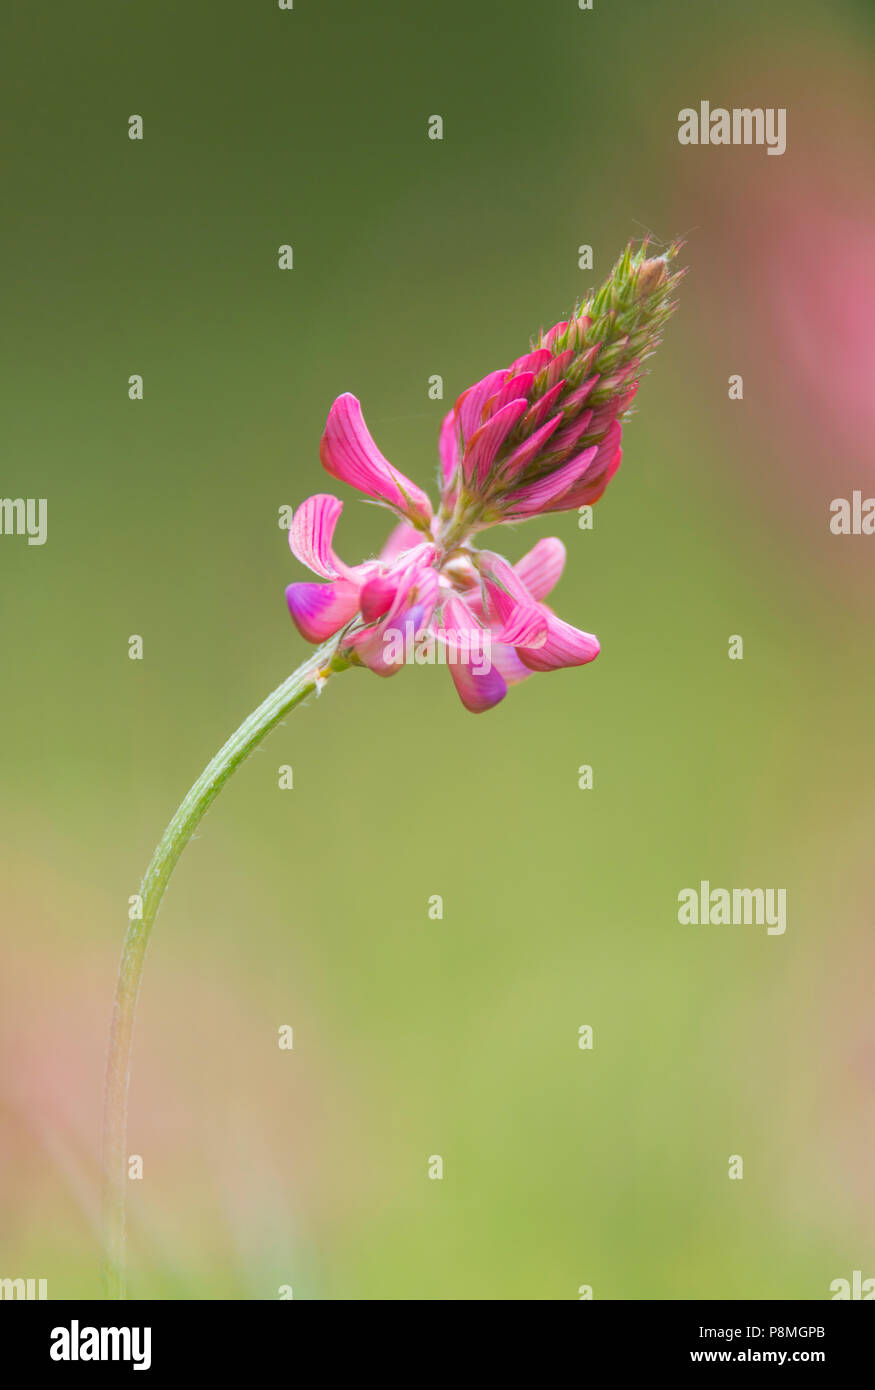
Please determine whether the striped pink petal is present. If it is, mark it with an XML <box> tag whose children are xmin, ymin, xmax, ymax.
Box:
<box><xmin>439</xmin><ymin>408</ymin><xmax>460</xmax><ymax>485</ymax></box>
<box><xmin>522</xmin><ymin>379</ymin><xmax>565</xmax><ymax>433</ymax></box>
<box><xmin>479</xmin><ymin>552</ymin><xmax>548</xmax><ymax>648</ymax></box>
<box><xmin>289</xmin><ymin>494</ymin><xmax>348</xmax><ymax>579</ymax></box>
<box><xmin>547</xmin><ymin>408</ymin><xmax>594</xmax><ymax>458</ymax></box>
<box><xmin>285</xmin><ymin>578</ymin><xmax>360</xmax><ymax>643</ymax></box>
<box><xmin>561</xmin><ymin>373</ymin><xmax>600</xmax><ymax>412</ymax></box>
<box><xmin>503</xmin><ymin>445</ymin><xmax>598</xmax><ymax>518</ymax></box>
<box><xmin>384</xmin><ymin>561</ymin><xmax>439</xmax><ymax>628</ymax></box>
<box><xmin>319</xmin><ymin>393</ymin><xmax>433</xmax><ymax>527</ymax></box>
<box><xmin>455</xmin><ymin>369</ymin><xmax>507</xmax><ymax>441</ymax></box>
<box><xmin>586</xmin><ymin>383</ymin><xmax>638</xmax><ymax>436</ymax></box>
<box><xmin>540</xmin><ymin>424</ymin><xmax>622</xmax><ymax>513</ymax></box>
<box><xmin>514</xmin><ymin>537</ymin><xmax>566</xmax><ymax>599</ymax></box>
<box><xmin>463</xmin><ymin>397</ymin><xmax>528</xmax><ymax>488</ymax></box>
<box><xmin>482</xmin><ymin>371</ymin><xmax>535</xmax><ymax>420</ymax></box>
<box><xmin>555</xmin><ymin>447</ymin><xmax>622</xmax><ymax>511</ymax></box>
<box><xmin>516</xmin><ymin>612</ymin><xmax>600</xmax><ymax>672</ymax></box>
<box><xmin>497</xmin><ymin>602</ymin><xmax>548</xmax><ymax>647</ymax></box>
<box><xmin>543</xmin><ymin>348</ymin><xmax>575</xmax><ymax>391</ymax></box>
<box><xmin>497</xmin><ymin>413</ymin><xmax>564</xmax><ymax>481</ymax></box>
<box><xmin>541</xmin><ymin>321</ymin><xmax>569</xmax><ymax>350</ymax></box>
<box><xmin>509</xmin><ymin>347</ymin><xmax>552</xmax><ymax>376</ymax></box>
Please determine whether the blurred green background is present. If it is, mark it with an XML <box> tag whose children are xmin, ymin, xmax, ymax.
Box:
<box><xmin>2</xmin><ymin>0</ymin><xmax>874</xmax><ymax>1299</ymax></box>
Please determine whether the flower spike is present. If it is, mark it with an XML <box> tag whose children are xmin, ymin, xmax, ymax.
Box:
<box><xmin>288</xmin><ymin>240</ymin><xmax>683</xmax><ymax>712</ymax></box>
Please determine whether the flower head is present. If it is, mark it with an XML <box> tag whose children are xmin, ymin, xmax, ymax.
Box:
<box><xmin>286</xmin><ymin>241</ymin><xmax>683</xmax><ymax>712</ymax></box>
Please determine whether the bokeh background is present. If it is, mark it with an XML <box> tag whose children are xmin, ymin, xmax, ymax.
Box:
<box><xmin>2</xmin><ymin>0</ymin><xmax>874</xmax><ymax>1299</ymax></box>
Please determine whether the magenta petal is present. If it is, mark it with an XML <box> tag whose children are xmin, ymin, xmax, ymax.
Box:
<box><xmin>289</xmin><ymin>493</ymin><xmax>347</xmax><ymax>579</ymax></box>
<box><xmin>447</xmin><ymin>657</ymin><xmax>508</xmax><ymax>713</ymax></box>
<box><xmin>547</xmin><ymin>408</ymin><xmax>594</xmax><ymax>458</ymax></box>
<box><xmin>503</xmin><ymin>445</ymin><xmax>598</xmax><ymax>518</ymax></box>
<box><xmin>319</xmin><ymin>393</ymin><xmax>433</xmax><ymax>526</ymax></box>
<box><xmin>544</xmin><ymin>449</ymin><xmax>621</xmax><ymax>514</ymax></box>
<box><xmin>497</xmin><ymin>600</ymin><xmax>548</xmax><ymax>648</ymax></box>
<box><xmin>561</xmin><ymin>373</ymin><xmax>600</xmax><ymax>412</ymax></box>
<box><xmin>541</xmin><ymin>424</ymin><xmax>623</xmax><ymax>513</ymax></box>
<box><xmin>455</xmin><ymin>369</ymin><xmax>507</xmax><ymax>442</ymax></box>
<box><xmin>439</xmin><ymin>408</ymin><xmax>460</xmax><ymax>485</ymax></box>
<box><xmin>541</xmin><ymin>321</ymin><xmax>569</xmax><ymax>350</ymax></box>
<box><xmin>360</xmin><ymin>573</ymin><xmax>398</xmax><ymax>622</ymax></box>
<box><xmin>562</xmin><ymin>446</ymin><xmax>622</xmax><ymax>509</ymax></box>
<box><xmin>480</xmin><ymin>552</ymin><xmax>548</xmax><ymax>648</ymax></box>
<box><xmin>587</xmin><ymin>383</ymin><xmax>638</xmax><ymax>436</ymax></box>
<box><xmin>482</xmin><ymin>371</ymin><xmax>535</xmax><ymax>419</ymax></box>
<box><xmin>439</xmin><ymin>595</ymin><xmax>507</xmax><ymax>714</ymax></box>
<box><xmin>344</xmin><ymin>624</ymin><xmax>405</xmax><ymax>677</ymax></box>
<box><xmin>522</xmin><ymin>380</ymin><xmax>565</xmax><ymax>432</ymax></box>
<box><xmin>385</xmin><ymin>561</ymin><xmax>439</xmax><ymax>627</ymax></box>
<box><xmin>463</xmin><ymin>397</ymin><xmax>528</xmax><ymax>487</ymax></box>
<box><xmin>544</xmin><ymin>348</ymin><xmax>575</xmax><ymax>389</ymax></box>
<box><xmin>286</xmin><ymin>578</ymin><xmax>360</xmax><ymax>643</ymax></box>
<box><xmin>498</xmin><ymin>412</ymin><xmax>564</xmax><ymax>480</ymax></box>
<box><xmin>479</xmin><ymin>550</ymin><xmax>535</xmax><ymax>604</ymax></box>
<box><xmin>516</xmin><ymin>610</ymin><xmax>600</xmax><ymax>672</ymax></box>
<box><xmin>509</xmin><ymin>348</ymin><xmax>552</xmax><ymax>376</ymax></box>
<box><xmin>514</xmin><ymin>537</ymin><xmax>566</xmax><ymax>599</ymax></box>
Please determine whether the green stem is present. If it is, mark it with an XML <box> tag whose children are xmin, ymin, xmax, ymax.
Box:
<box><xmin>102</xmin><ymin>640</ymin><xmax>344</xmax><ymax>1298</ymax></box>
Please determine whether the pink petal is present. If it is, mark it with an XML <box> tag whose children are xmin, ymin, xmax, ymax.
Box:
<box><xmin>344</xmin><ymin>622</ymin><xmax>406</xmax><ymax>677</ymax></box>
<box><xmin>439</xmin><ymin>595</ymin><xmax>508</xmax><ymax>714</ymax></box>
<box><xmin>544</xmin><ymin>348</ymin><xmax>575</xmax><ymax>391</ymax></box>
<box><xmin>540</xmin><ymin>425</ymin><xmax>622</xmax><ymax>513</ymax></box>
<box><xmin>497</xmin><ymin>601</ymin><xmax>548</xmax><ymax>647</ymax></box>
<box><xmin>482</xmin><ymin>371</ymin><xmax>535</xmax><ymax>419</ymax></box>
<box><xmin>522</xmin><ymin>380</ymin><xmax>565</xmax><ymax>433</ymax></box>
<box><xmin>545</xmin><ymin>408</ymin><xmax>594</xmax><ymax>459</ymax></box>
<box><xmin>586</xmin><ymin>383</ymin><xmax>638</xmax><ymax>436</ymax></box>
<box><xmin>463</xmin><ymin>397</ymin><xmax>528</xmax><ymax>488</ymax></box>
<box><xmin>561</xmin><ymin>373</ymin><xmax>600</xmax><ymax>412</ymax></box>
<box><xmin>439</xmin><ymin>409</ymin><xmax>460</xmax><ymax>485</ymax></box>
<box><xmin>455</xmin><ymin>369</ymin><xmax>507</xmax><ymax>442</ymax></box>
<box><xmin>479</xmin><ymin>551</ymin><xmax>548</xmax><ymax>648</ymax></box>
<box><xmin>289</xmin><ymin>494</ymin><xmax>348</xmax><ymax>579</ymax></box>
<box><xmin>384</xmin><ymin>561</ymin><xmax>439</xmax><ymax>627</ymax></box>
<box><xmin>345</xmin><ymin>602</ymin><xmax>429</xmax><ymax>676</ymax></box>
<box><xmin>541</xmin><ymin>321</ymin><xmax>569</xmax><ymax>350</ymax></box>
<box><xmin>363</xmin><ymin>550</ymin><xmax>439</xmax><ymax>651</ymax></box>
<box><xmin>359</xmin><ymin>573</ymin><xmax>398</xmax><ymax>622</ymax></box>
<box><xmin>285</xmin><ymin>579</ymin><xmax>360</xmax><ymax>643</ymax></box>
<box><xmin>447</xmin><ymin>658</ymin><xmax>508</xmax><ymax>713</ymax></box>
<box><xmin>497</xmin><ymin>413</ymin><xmax>563</xmax><ymax>481</ymax></box>
<box><xmin>503</xmin><ymin>445</ymin><xmax>598</xmax><ymax>518</ymax></box>
<box><xmin>319</xmin><ymin>393</ymin><xmax>433</xmax><ymax>527</ymax></box>
<box><xmin>562</xmin><ymin>446</ymin><xmax>622</xmax><ymax>510</ymax></box>
<box><xmin>516</xmin><ymin>611</ymin><xmax>600</xmax><ymax>672</ymax></box>
<box><xmin>514</xmin><ymin>537</ymin><xmax>566</xmax><ymax>599</ymax></box>
<box><xmin>510</xmin><ymin>348</ymin><xmax>552</xmax><ymax>376</ymax></box>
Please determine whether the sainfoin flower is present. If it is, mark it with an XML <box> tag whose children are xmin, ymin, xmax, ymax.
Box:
<box><xmin>286</xmin><ymin>242</ymin><xmax>683</xmax><ymax>712</ymax></box>
<box><xmin>104</xmin><ymin>243</ymin><xmax>684</xmax><ymax>1299</ymax></box>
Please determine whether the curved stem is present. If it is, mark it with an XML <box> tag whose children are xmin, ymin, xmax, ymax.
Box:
<box><xmin>102</xmin><ymin>640</ymin><xmax>344</xmax><ymax>1298</ymax></box>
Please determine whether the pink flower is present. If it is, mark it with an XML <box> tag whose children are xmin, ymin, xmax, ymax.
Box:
<box><xmin>286</xmin><ymin>413</ymin><xmax>598</xmax><ymax>714</ymax></box>
<box><xmin>285</xmin><ymin>243</ymin><xmax>682</xmax><ymax>712</ymax></box>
